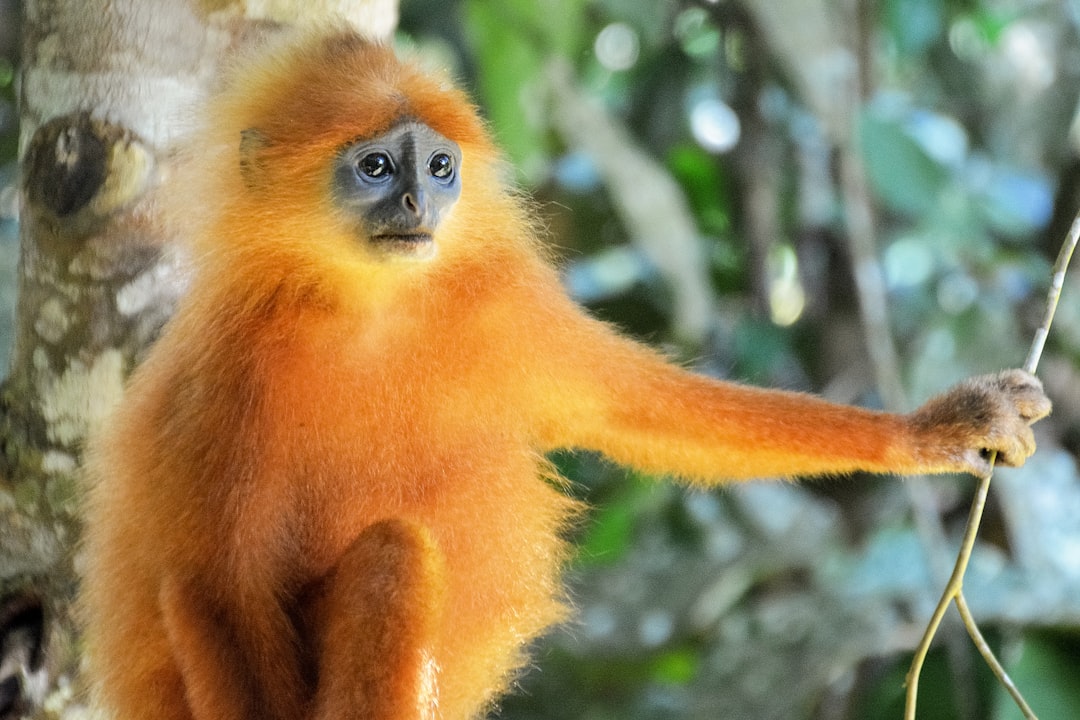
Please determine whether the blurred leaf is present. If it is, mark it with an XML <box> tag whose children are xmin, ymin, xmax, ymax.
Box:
<box><xmin>650</xmin><ymin>646</ymin><xmax>698</xmax><ymax>685</ymax></box>
<box><xmin>730</xmin><ymin>318</ymin><xmax>799</xmax><ymax>384</ymax></box>
<box><xmin>467</xmin><ymin>0</ymin><xmax>588</xmax><ymax>57</ymax></box>
<box><xmin>833</xmin><ymin>525</ymin><xmax>932</xmax><ymax>598</ymax></box>
<box><xmin>958</xmin><ymin>9</ymin><xmax>1018</xmax><ymax>49</ymax></box>
<box><xmin>563</xmin><ymin>247</ymin><xmax>654</xmax><ymax>304</ymax></box>
<box><xmin>856</xmin><ymin>651</ymin><xmax>966</xmax><ymax>720</ymax></box>
<box><xmin>860</xmin><ymin>109</ymin><xmax>950</xmax><ymax>216</ymax></box>
<box><xmin>973</xmin><ymin>165</ymin><xmax>1054</xmax><ymax>238</ymax></box>
<box><xmin>667</xmin><ymin>143</ymin><xmax>732</xmax><ymax>237</ymax></box>
<box><xmin>884</xmin><ymin>0</ymin><xmax>943</xmax><ymax>55</ymax></box>
<box><xmin>992</xmin><ymin>450</ymin><xmax>1080</xmax><ymax>584</ymax></box>
<box><xmin>912</xmin><ymin>300</ymin><xmax>1026</xmax><ymax>384</ymax></box>
<box><xmin>593</xmin><ymin>0</ymin><xmax>677</xmax><ymax>48</ymax></box>
<box><xmin>462</xmin><ymin>0</ymin><xmax>556</xmax><ymax>172</ymax></box>
<box><xmin>994</xmin><ymin>634</ymin><xmax>1080</xmax><ymax>720</ymax></box>
<box><xmin>576</xmin><ymin>474</ymin><xmax>663</xmax><ymax>566</ymax></box>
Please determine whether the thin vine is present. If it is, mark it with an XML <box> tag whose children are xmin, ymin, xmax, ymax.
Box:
<box><xmin>904</xmin><ymin>211</ymin><xmax>1080</xmax><ymax>720</ymax></box>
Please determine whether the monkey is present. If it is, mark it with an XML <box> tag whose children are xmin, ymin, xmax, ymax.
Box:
<box><xmin>78</xmin><ymin>28</ymin><xmax>1051</xmax><ymax>720</ymax></box>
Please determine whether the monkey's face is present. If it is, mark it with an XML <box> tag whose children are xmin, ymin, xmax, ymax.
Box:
<box><xmin>332</xmin><ymin>121</ymin><xmax>462</xmax><ymax>260</ymax></box>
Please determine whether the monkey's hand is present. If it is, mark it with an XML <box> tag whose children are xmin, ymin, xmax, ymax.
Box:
<box><xmin>908</xmin><ymin>369</ymin><xmax>1051</xmax><ymax>477</ymax></box>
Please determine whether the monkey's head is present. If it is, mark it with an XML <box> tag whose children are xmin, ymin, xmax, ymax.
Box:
<box><xmin>198</xmin><ymin>29</ymin><xmax>509</xmax><ymax>273</ymax></box>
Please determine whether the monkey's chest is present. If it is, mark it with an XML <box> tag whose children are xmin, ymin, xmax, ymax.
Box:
<box><xmin>268</xmin><ymin>374</ymin><xmax>540</xmax><ymax>553</ymax></box>
<box><xmin>251</xmin><ymin>321</ymin><xmax>560</xmax><ymax>578</ymax></box>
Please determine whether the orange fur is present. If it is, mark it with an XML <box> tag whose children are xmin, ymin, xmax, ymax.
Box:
<box><xmin>80</xmin><ymin>29</ymin><xmax>1049</xmax><ymax>720</ymax></box>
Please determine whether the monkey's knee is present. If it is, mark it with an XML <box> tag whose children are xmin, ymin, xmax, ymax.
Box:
<box><xmin>309</xmin><ymin>519</ymin><xmax>445</xmax><ymax>720</ymax></box>
<box><xmin>326</xmin><ymin>519</ymin><xmax>445</xmax><ymax>637</ymax></box>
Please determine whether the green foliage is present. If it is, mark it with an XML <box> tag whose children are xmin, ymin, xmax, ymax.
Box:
<box><xmin>574</xmin><ymin>472</ymin><xmax>661</xmax><ymax>567</ymax></box>
<box><xmin>884</xmin><ymin>0</ymin><xmax>945</xmax><ymax>55</ymax></box>
<box><xmin>995</xmin><ymin>634</ymin><xmax>1080</xmax><ymax>720</ymax></box>
<box><xmin>399</xmin><ymin>0</ymin><xmax>1080</xmax><ymax>716</ymax></box>
<box><xmin>855</xmin><ymin>648</ymin><xmax>988</xmax><ymax>720</ymax></box>
<box><xmin>860</xmin><ymin>109</ymin><xmax>950</xmax><ymax>217</ymax></box>
<box><xmin>460</xmin><ymin>2</ymin><xmax>550</xmax><ymax>172</ymax></box>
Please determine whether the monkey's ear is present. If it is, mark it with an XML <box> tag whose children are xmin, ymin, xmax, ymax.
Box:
<box><xmin>239</xmin><ymin>128</ymin><xmax>269</xmax><ymax>188</ymax></box>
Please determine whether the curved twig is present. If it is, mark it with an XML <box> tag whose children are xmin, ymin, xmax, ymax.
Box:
<box><xmin>904</xmin><ymin>458</ymin><xmax>995</xmax><ymax>719</ymax></box>
<box><xmin>904</xmin><ymin>211</ymin><xmax>1080</xmax><ymax>720</ymax></box>
<box><xmin>1025</xmin><ymin>214</ymin><xmax>1080</xmax><ymax>375</ymax></box>
<box><xmin>955</xmin><ymin>593</ymin><xmax>1037</xmax><ymax>719</ymax></box>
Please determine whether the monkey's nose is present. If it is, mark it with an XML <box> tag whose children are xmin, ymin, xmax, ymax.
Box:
<box><xmin>402</xmin><ymin>189</ymin><xmax>427</xmax><ymax>218</ymax></box>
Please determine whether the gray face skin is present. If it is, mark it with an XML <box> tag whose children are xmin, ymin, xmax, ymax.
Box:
<box><xmin>333</xmin><ymin>121</ymin><xmax>462</xmax><ymax>259</ymax></box>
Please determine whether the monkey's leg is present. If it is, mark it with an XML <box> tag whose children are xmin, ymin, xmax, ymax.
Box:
<box><xmin>159</xmin><ymin>576</ymin><xmax>307</xmax><ymax>720</ymax></box>
<box><xmin>307</xmin><ymin>519</ymin><xmax>446</xmax><ymax>720</ymax></box>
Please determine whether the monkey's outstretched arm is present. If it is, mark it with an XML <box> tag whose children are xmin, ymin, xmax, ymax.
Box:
<box><xmin>520</xmin><ymin>290</ymin><xmax>1050</xmax><ymax>482</ymax></box>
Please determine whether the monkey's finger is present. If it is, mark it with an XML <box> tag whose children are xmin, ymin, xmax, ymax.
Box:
<box><xmin>1017</xmin><ymin>391</ymin><xmax>1053</xmax><ymax>423</ymax></box>
<box><xmin>982</xmin><ymin>423</ymin><xmax>1038</xmax><ymax>468</ymax></box>
<box><xmin>992</xmin><ymin>369</ymin><xmax>1052</xmax><ymax>422</ymax></box>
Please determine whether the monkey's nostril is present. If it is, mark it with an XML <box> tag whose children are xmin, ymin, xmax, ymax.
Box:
<box><xmin>401</xmin><ymin>188</ymin><xmax>428</xmax><ymax>218</ymax></box>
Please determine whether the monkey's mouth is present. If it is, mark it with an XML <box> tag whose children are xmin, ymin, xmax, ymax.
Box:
<box><xmin>370</xmin><ymin>232</ymin><xmax>435</xmax><ymax>257</ymax></box>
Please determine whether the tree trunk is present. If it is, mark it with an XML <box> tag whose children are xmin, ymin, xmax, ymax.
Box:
<box><xmin>1</xmin><ymin>2</ymin><xmax>398</xmax><ymax>717</ymax></box>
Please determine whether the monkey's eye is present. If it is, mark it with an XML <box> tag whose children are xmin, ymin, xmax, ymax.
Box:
<box><xmin>357</xmin><ymin>152</ymin><xmax>392</xmax><ymax>179</ymax></box>
<box><xmin>429</xmin><ymin>153</ymin><xmax>454</xmax><ymax>180</ymax></box>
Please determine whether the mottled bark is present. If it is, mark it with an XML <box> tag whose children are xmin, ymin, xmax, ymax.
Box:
<box><xmin>0</xmin><ymin>1</ymin><xmax>397</xmax><ymax>717</ymax></box>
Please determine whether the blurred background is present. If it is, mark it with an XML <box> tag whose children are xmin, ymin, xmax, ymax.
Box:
<box><xmin>5</xmin><ymin>0</ymin><xmax>1080</xmax><ymax>718</ymax></box>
